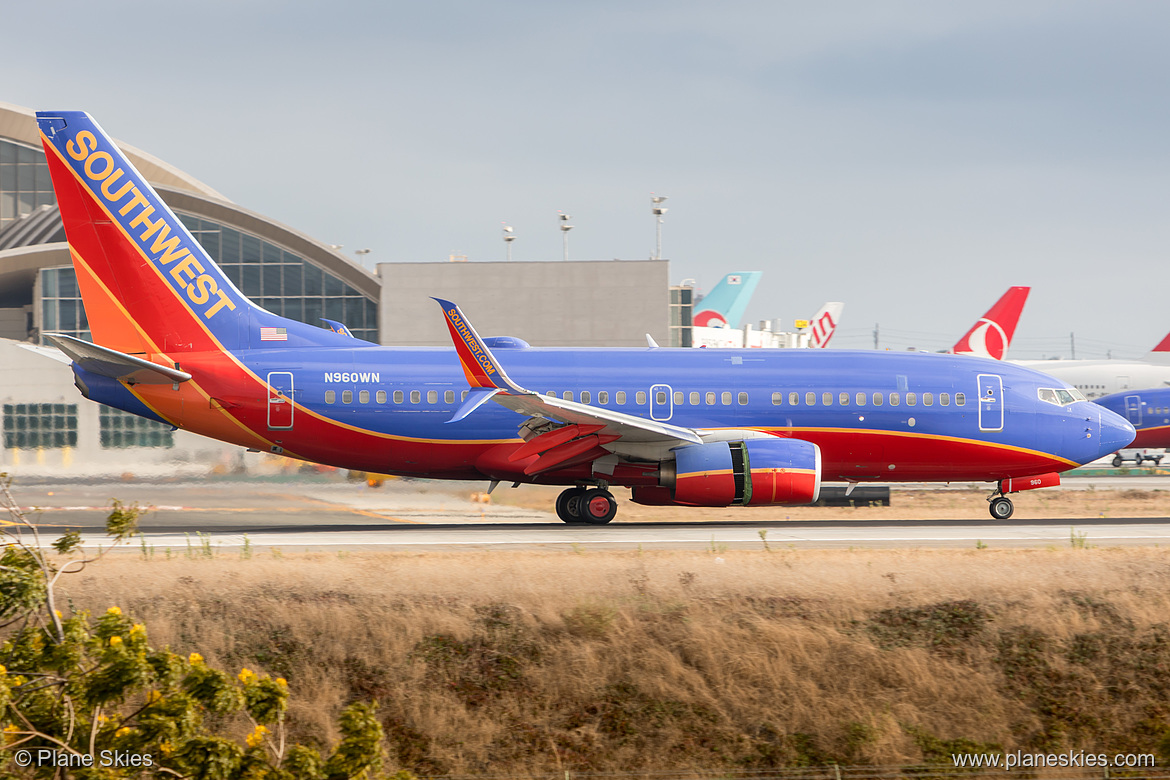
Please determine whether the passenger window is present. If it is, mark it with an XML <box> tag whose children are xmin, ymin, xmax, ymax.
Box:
<box><xmin>822</xmin><ymin>391</ymin><xmax>833</xmax><ymax>406</ymax></box>
<box><xmin>707</xmin><ymin>392</ymin><xmax>717</xmax><ymax>405</ymax></box>
<box><xmin>955</xmin><ymin>393</ymin><xmax>965</xmax><ymax>406</ymax></box>
<box><xmin>359</xmin><ymin>390</ymin><xmax>370</xmax><ymax>404</ymax></box>
<box><xmin>342</xmin><ymin>390</ymin><xmax>353</xmax><ymax>404</ymax></box>
<box><xmin>616</xmin><ymin>391</ymin><xmax>627</xmax><ymax>405</ymax></box>
<box><xmin>789</xmin><ymin>392</ymin><xmax>799</xmax><ymax>406</ymax></box>
<box><xmin>839</xmin><ymin>392</ymin><xmax>850</xmax><ymax>406</ymax></box>
<box><xmin>674</xmin><ymin>391</ymin><xmax>684</xmax><ymax>405</ymax></box>
<box><xmin>410</xmin><ymin>390</ymin><xmax>420</xmax><ymax>404</ymax></box>
<box><xmin>426</xmin><ymin>390</ymin><xmax>437</xmax><ymax>404</ymax></box>
<box><xmin>772</xmin><ymin>391</ymin><xmax>783</xmax><ymax>406</ymax></box>
<box><xmin>462</xmin><ymin>390</ymin><xmax>468</xmax><ymax>401</ymax></box>
<box><xmin>889</xmin><ymin>392</ymin><xmax>900</xmax><ymax>406</ymax></box>
<box><xmin>721</xmin><ymin>391</ymin><xmax>732</xmax><ymax>405</ymax></box>
<box><xmin>445</xmin><ymin>390</ymin><xmax>455</xmax><ymax>404</ymax></box>
<box><xmin>547</xmin><ymin>391</ymin><xmax>556</xmax><ymax>397</ymax></box>
<box><xmin>941</xmin><ymin>393</ymin><xmax>950</xmax><ymax>406</ymax></box>
<box><xmin>581</xmin><ymin>391</ymin><xmax>591</xmax><ymax>404</ymax></box>
<box><xmin>906</xmin><ymin>392</ymin><xmax>916</xmax><ymax>406</ymax></box>
<box><xmin>325</xmin><ymin>390</ymin><xmax>336</xmax><ymax>404</ymax></box>
<box><xmin>738</xmin><ymin>392</ymin><xmax>748</xmax><ymax>405</ymax></box>
<box><xmin>657</xmin><ymin>391</ymin><xmax>668</xmax><ymax>405</ymax></box>
<box><xmin>563</xmin><ymin>391</ymin><xmax>573</xmax><ymax>401</ymax></box>
<box><xmin>873</xmin><ymin>392</ymin><xmax>884</xmax><ymax>406</ymax></box>
<box><xmin>923</xmin><ymin>392</ymin><xmax>933</xmax><ymax>406</ymax></box>
<box><xmin>393</xmin><ymin>390</ymin><xmax>403</xmax><ymax>404</ymax></box>
<box><xmin>855</xmin><ymin>392</ymin><xmax>866</xmax><ymax>406</ymax></box>
<box><xmin>376</xmin><ymin>390</ymin><xmax>387</xmax><ymax>404</ymax></box>
<box><xmin>599</xmin><ymin>391</ymin><xmax>609</xmax><ymax>404</ymax></box>
<box><xmin>805</xmin><ymin>391</ymin><xmax>816</xmax><ymax>406</ymax></box>
<box><xmin>637</xmin><ymin>391</ymin><xmax>647</xmax><ymax>405</ymax></box>
<box><xmin>692</xmin><ymin>392</ymin><xmax>702</xmax><ymax>405</ymax></box>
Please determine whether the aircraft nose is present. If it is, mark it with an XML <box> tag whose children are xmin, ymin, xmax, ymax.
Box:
<box><xmin>1097</xmin><ymin>405</ymin><xmax>1136</xmax><ymax>456</ymax></box>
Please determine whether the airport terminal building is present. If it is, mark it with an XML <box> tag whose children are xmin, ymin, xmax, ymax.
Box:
<box><xmin>0</xmin><ymin>102</ymin><xmax>682</xmax><ymax>474</ymax></box>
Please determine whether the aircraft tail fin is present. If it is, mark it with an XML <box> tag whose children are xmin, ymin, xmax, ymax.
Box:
<box><xmin>804</xmin><ymin>302</ymin><xmax>844</xmax><ymax>348</ymax></box>
<box><xmin>1147</xmin><ymin>332</ymin><xmax>1170</xmax><ymax>364</ymax></box>
<box><xmin>36</xmin><ymin>111</ymin><xmax>347</xmax><ymax>355</ymax></box>
<box><xmin>692</xmin><ymin>271</ymin><xmax>762</xmax><ymax>328</ymax></box>
<box><xmin>950</xmin><ymin>286</ymin><xmax>1030</xmax><ymax>360</ymax></box>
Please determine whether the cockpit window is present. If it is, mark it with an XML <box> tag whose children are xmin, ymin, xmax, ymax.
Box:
<box><xmin>1038</xmin><ymin>387</ymin><xmax>1084</xmax><ymax>406</ymax></box>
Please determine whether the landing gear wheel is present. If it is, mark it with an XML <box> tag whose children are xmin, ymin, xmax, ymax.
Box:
<box><xmin>1112</xmin><ymin>454</ymin><xmax>1124</xmax><ymax>467</ymax></box>
<box><xmin>1135</xmin><ymin>455</ymin><xmax>1144</xmax><ymax>466</ymax></box>
<box><xmin>579</xmin><ymin>489</ymin><xmax>618</xmax><ymax>524</ymax></box>
<box><xmin>989</xmin><ymin>496</ymin><xmax>1014</xmax><ymax>520</ymax></box>
<box><xmin>555</xmin><ymin>487</ymin><xmax>587</xmax><ymax>524</ymax></box>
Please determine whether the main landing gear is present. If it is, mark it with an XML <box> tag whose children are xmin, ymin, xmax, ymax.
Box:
<box><xmin>555</xmin><ymin>486</ymin><xmax>618</xmax><ymax>524</ymax></box>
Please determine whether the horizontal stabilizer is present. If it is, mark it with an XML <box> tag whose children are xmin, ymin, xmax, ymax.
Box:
<box><xmin>44</xmin><ymin>333</ymin><xmax>192</xmax><ymax>385</ymax></box>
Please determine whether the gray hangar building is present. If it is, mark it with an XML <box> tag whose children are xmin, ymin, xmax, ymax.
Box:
<box><xmin>0</xmin><ymin>102</ymin><xmax>678</xmax><ymax>475</ymax></box>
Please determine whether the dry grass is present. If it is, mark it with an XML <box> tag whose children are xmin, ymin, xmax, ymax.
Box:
<box><xmin>46</xmin><ymin>546</ymin><xmax>1170</xmax><ymax>775</ymax></box>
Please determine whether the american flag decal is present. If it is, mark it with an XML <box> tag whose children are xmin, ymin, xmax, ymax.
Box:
<box><xmin>260</xmin><ymin>327</ymin><xmax>288</xmax><ymax>341</ymax></box>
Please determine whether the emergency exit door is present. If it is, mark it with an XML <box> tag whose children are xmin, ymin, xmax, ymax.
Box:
<box><xmin>1124</xmin><ymin>395</ymin><xmax>1142</xmax><ymax>426</ymax></box>
<box><xmin>977</xmin><ymin>374</ymin><xmax>1003</xmax><ymax>432</ymax></box>
<box><xmin>267</xmin><ymin>372</ymin><xmax>294</xmax><ymax>430</ymax></box>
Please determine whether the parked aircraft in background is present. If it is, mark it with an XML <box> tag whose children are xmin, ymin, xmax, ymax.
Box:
<box><xmin>692</xmin><ymin>272</ymin><xmax>762</xmax><ymax>328</ymax></box>
<box><xmin>1094</xmin><ymin>387</ymin><xmax>1170</xmax><ymax>456</ymax></box>
<box><xmin>36</xmin><ymin>110</ymin><xmax>1134</xmax><ymax>523</ymax></box>
<box><xmin>1015</xmin><ymin>334</ymin><xmax>1170</xmax><ymax>399</ymax></box>
<box><xmin>950</xmin><ymin>286</ymin><xmax>1030</xmax><ymax>360</ymax></box>
<box><xmin>693</xmin><ymin>301</ymin><xmax>844</xmax><ymax>349</ymax></box>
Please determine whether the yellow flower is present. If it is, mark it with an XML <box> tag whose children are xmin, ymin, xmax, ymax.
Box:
<box><xmin>238</xmin><ymin>668</ymin><xmax>257</xmax><ymax>684</ymax></box>
<box><xmin>188</xmin><ymin>652</ymin><xmax>204</xmax><ymax>665</ymax></box>
<box><xmin>0</xmin><ymin>664</ymin><xmax>6</xmax><ymax>676</ymax></box>
<box><xmin>109</xmin><ymin>636</ymin><xmax>123</xmax><ymax>647</ymax></box>
<box><xmin>146</xmin><ymin>690</ymin><xmax>163</xmax><ymax>704</ymax></box>
<box><xmin>276</xmin><ymin>677</ymin><xmax>288</xmax><ymax>689</ymax></box>
<box><xmin>129</xmin><ymin>624</ymin><xmax>146</xmax><ymax>639</ymax></box>
<box><xmin>53</xmin><ymin>610</ymin><xmax>62</xmax><ymax>619</ymax></box>
<box><xmin>245</xmin><ymin>724</ymin><xmax>269</xmax><ymax>748</ymax></box>
<box><xmin>106</xmin><ymin>606</ymin><xmax>122</xmax><ymax>616</ymax></box>
<box><xmin>115</xmin><ymin>727</ymin><xmax>134</xmax><ymax>738</ymax></box>
<box><xmin>160</xmin><ymin>740</ymin><xmax>173</xmax><ymax>756</ymax></box>
<box><xmin>4</xmin><ymin>724</ymin><xmax>22</xmax><ymax>744</ymax></box>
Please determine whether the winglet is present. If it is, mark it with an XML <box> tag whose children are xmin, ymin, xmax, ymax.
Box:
<box><xmin>433</xmin><ymin>299</ymin><xmax>524</xmax><ymax>393</ymax></box>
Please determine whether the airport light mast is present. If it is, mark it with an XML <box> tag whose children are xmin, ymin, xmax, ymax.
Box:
<box><xmin>651</xmin><ymin>193</ymin><xmax>668</xmax><ymax>260</ymax></box>
<box><xmin>558</xmin><ymin>211</ymin><xmax>573</xmax><ymax>262</ymax></box>
<box><xmin>502</xmin><ymin>223</ymin><xmax>515</xmax><ymax>262</ymax></box>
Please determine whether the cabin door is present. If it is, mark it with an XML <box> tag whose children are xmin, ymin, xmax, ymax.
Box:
<box><xmin>267</xmin><ymin>372</ymin><xmax>295</xmax><ymax>430</ymax></box>
<box><xmin>1124</xmin><ymin>395</ymin><xmax>1143</xmax><ymax>426</ymax></box>
<box><xmin>977</xmin><ymin>374</ymin><xmax>1003</xmax><ymax>432</ymax></box>
<box><xmin>650</xmin><ymin>384</ymin><xmax>673</xmax><ymax>421</ymax></box>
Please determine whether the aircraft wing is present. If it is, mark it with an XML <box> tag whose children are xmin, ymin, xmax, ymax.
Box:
<box><xmin>43</xmin><ymin>333</ymin><xmax>192</xmax><ymax>385</ymax></box>
<box><xmin>434</xmin><ymin>299</ymin><xmax>702</xmax><ymax>451</ymax></box>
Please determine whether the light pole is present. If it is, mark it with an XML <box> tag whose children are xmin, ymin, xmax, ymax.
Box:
<box><xmin>502</xmin><ymin>223</ymin><xmax>515</xmax><ymax>262</ymax></box>
<box><xmin>651</xmin><ymin>193</ymin><xmax>668</xmax><ymax>260</ymax></box>
<box><xmin>354</xmin><ymin>248</ymin><xmax>371</xmax><ymax>267</ymax></box>
<box><xmin>558</xmin><ymin>211</ymin><xmax>573</xmax><ymax>262</ymax></box>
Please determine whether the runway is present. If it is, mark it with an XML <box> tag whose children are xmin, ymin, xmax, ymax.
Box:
<box><xmin>7</xmin><ymin>477</ymin><xmax>1170</xmax><ymax>551</ymax></box>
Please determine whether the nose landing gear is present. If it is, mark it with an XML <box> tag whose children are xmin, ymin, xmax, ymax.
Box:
<box><xmin>555</xmin><ymin>486</ymin><xmax>617</xmax><ymax>524</ymax></box>
<box><xmin>988</xmin><ymin>494</ymin><xmax>1014</xmax><ymax>520</ymax></box>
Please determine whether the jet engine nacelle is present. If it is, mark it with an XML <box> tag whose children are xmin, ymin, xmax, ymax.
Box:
<box><xmin>634</xmin><ymin>438</ymin><xmax>822</xmax><ymax>507</ymax></box>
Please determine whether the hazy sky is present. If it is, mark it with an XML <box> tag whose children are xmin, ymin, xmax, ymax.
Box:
<box><xmin>8</xmin><ymin>1</ymin><xmax>1169</xmax><ymax>358</ymax></box>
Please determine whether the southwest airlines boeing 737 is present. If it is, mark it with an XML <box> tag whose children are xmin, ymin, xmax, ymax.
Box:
<box><xmin>35</xmin><ymin>111</ymin><xmax>1134</xmax><ymax>522</ymax></box>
